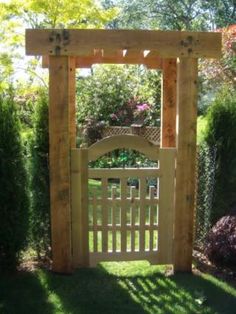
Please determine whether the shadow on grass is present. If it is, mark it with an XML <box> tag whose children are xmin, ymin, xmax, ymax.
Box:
<box><xmin>1</xmin><ymin>261</ymin><xmax>236</xmax><ymax>314</ymax></box>
<box><xmin>0</xmin><ymin>271</ymin><xmax>55</xmax><ymax>313</ymax></box>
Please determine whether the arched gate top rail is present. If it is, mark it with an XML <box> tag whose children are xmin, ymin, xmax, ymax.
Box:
<box><xmin>88</xmin><ymin>134</ymin><xmax>159</xmax><ymax>162</ymax></box>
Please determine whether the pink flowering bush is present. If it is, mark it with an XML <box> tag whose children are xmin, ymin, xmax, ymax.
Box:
<box><xmin>200</xmin><ymin>24</ymin><xmax>236</xmax><ymax>89</ymax></box>
<box><xmin>77</xmin><ymin>65</ymin><xmax>161</xmax><ymax>127</ymax></box>
<box><xmin>110</xmin><ymin>97</ymin><xmax>158</xmax><ymax>126</ymax></box>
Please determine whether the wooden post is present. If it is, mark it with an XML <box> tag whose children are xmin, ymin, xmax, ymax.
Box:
<box><xmin>174</xmin><ymin>58</ymin><xmax>198</xmax><ymax>272</ymax></box>
<box><xmin>49</xmin><ymin>56</ymin><xmax>74</xmax><ymax>273</ymax></box>
<box><xmin>161</xmin><ymin>58</ymin><xmax>177</xmax><ymax>148</ymax></box>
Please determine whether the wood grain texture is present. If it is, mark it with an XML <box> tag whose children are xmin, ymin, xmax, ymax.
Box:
<box><xmin>69</xmin><ymin>57</ymin><xmax>76</xmax><ymax>148</ymax></box>
<box><xmin>174</xmin><ymin>58</ymin><xmax>198</xmax><ymax>273</ymax></box>
<box><xmin>26</xmin><ymin>29</ymin><xmax>222</xmax><ymax>58</ymax></box>
<box><xmin>161</xmin><ymin>59</ymin><xmax>177</xmax><ymax>148</ymax></box>
<box><xmin>49</xmin><ymin>56</ymin><xmax>72</xmax><ymax>273</ymax></box>
<box><xmin>158</xmin><ymin>148</ymin><xmax>176</xmax><ymax>264</ymax></box>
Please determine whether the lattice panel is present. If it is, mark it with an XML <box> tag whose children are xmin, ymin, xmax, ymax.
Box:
<box><xmin>88</xmin><ymin>168</ymin><xmax>160</xmax><ymax>266</ymax></box>
<box><xmin>102</xmin><ymin>127</ymin><xmax>131</xmax><ymax>137</ymax></box>
<box><xmin>102</xmin><ymin>127</ymin><xmax>160</xmax><ymax>144</ymax></box>
<box><xmin>142</xmin><ymin>127</ymin><xmax>160</xmax><ymax>144</ymax></box>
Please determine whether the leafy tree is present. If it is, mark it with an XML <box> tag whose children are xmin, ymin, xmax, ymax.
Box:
<box><xmin>0</xmin><ymin>0</ymin><xmax>119</xmax><ymax>91</ymax></box>
<box><xmin>0</xmin><ymin>94</ymin><xmax>29</xmax><ymax>271</ymax></box>
<box><xmin>104</xmin><ymin>0</ymin><xmax>236</xmax><ymax>31</ymax></box>
<box><xmin>108</xmin><ymin>0</ymin><xmax>209</xmax><ymax>30</ymax></box>
<box><xmin>14</xmin><ymin>0</ymin><xmax>119</xmax><ymax>28</ymax></box>
<box><xmin>204</xmin><ymin>0</ymin><xmax>236</xmax><ymax>28</ymax></box>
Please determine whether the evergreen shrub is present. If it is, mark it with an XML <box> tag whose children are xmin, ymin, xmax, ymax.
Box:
<box><xmin>30</xmin><ymin>91</ymin><xmax>50</xmax><ymax>259</ymax></box>
<box><xmin>0</xmin><ymin>95</ymin><xmax>29</xmax><ymax>271</ymax></box>
<box><xmin>204</xmin><ymin>87</ymin><xmax>236</xmax><ymax>223</ymax></box>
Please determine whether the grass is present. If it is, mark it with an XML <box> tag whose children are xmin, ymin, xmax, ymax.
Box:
<box><xmin>197</xmin><ymin>116</ymin><xmax>207</xmax><ymax>144</ymax></box>
<box><xmin>88</xmin><ymin>179</ymin><xmax>158</xmax><ymax>253</ymax></box>
<box><xmin>0</xmin><ymin>261</ymin><xmax>236</xmax><ymax>314</ymax></box>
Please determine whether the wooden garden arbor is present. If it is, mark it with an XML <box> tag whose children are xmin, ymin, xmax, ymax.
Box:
<box><xmin>26</xmin><ymin>29</ymin><xmax>221</xmax><ymax>274</ymax></box>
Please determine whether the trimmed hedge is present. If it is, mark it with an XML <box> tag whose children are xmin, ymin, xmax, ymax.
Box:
<box><xmin>30</xmin><ymin>91</ymin><xmax>50</xmax><ymax>259</ymax></box>
<box><xmin>0</xmin><ymin>95</ymin><xmax>29</xmax><ymax>271</ymax></box>
<box><xmin>204</xmin><ymin>87</ymin><xmax>236</xmax><ymax>224</ymax></box>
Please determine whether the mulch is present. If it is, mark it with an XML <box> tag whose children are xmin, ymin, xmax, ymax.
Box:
<box><xmin>193</xmin><ymin>248</ymin><xmax>236</xmax><ymax>287</ymax></box>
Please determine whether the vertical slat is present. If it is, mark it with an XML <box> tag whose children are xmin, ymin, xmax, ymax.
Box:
<box><xmin>49</xmin><ymin>56</ymin><xmax>72</xmax><ymax>273</ymax></box>
<box><xmin>139</xmin><ymin>177</ymin><xmax>146</xmax><ymax>252</ymax></box>
<box><xmin>111</xmin><ymin>186</ymin><xmax>117</xmax><ymax>252</ymax></box>
<box><xmin>149</xmin><ymin>186</ymin><xmax>155</xmax><ymax>251</ymax></box>
<box><xmin>161</xmin><ymin>58</ymin><xmax>177</xmax><ymax>148</ymax></box>
<box><xmin>174</xmin><ymin>58</ymin><xmax>198</xmax><ymax>272</ymax></box>
<box><xmin>93</xmin><ymin>189</ymin><xmax>98</xmax><ymax>253</ymax></box>
<box><xmin>71</xmin><ymin>148</ymin><xmax>89</xmax><ymax>267</ymax></box>
<box><xmin>78</xmin><ymin>149</ymin><xmax>89</xmax><ymax>266</ymax></box>
<box><xmin>120</xmin><ymin>178</ymin><xmax>127</xmax><ymax>252</ymax></box>
<box><xmin>102</xmin><ymin>177</ymin><xmax>108</xmax><ymax>252</ymax></box>
<box><xmin>71</xmin><ymin>149</ymin><xmax>79</xmax><ymax>267</ymax></box>
<box><xmin>130</xmin><ymin>186</ymin><xmax>136</xmax><ymax>252</ymax></box>
<box><xmin>158</xmin><ymin>148</ymin><xmax>176</xmax><ymax>263</ymax></box>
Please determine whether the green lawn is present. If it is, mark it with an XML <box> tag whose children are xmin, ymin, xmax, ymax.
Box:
<box><xmin>0</xmin><ymin>261</ymin><xmax>236</xmax><ymax>314</ymax></box>
<box><xmin>197</xmin><ymin>116</ymin><xmax>207</xmax><ymax>144</ymax></box>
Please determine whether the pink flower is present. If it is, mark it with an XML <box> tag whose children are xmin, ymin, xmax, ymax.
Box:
<box><xmin>136</xmin><ymin>103</ymin><xmax>150</xmax><ymax>112</ymax></box>
<box><xmin>110</xmin><ymin>113</ymin><xmax>118</xmax><ymax>120</ymax></box>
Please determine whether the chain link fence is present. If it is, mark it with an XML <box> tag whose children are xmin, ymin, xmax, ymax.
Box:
<box><xmin>194</xmin><ymin>144</ymin><xmax>217</xmax><ymax>248</ymax></box>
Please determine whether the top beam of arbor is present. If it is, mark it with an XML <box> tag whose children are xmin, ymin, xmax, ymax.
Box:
<box><xmin>26</xmin><ymin>29</ymin><xmax>222</xmax><ymax>59</ymax></box>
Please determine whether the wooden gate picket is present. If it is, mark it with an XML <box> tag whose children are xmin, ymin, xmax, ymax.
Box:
<box><xmin>71</xmin><ymin>148</ymin><xmax>89</xmax><ymax>267</ymax></box>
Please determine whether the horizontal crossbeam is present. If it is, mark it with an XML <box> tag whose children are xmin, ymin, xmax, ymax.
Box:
<box><xmin>26</xmin><ymin>29</ymin><xmax>222</xmax><ymax>59</ymax></box>
<box><xmin>42</xmin><ymin>52</ymin><xmax>163</xmax><ymax>69</ymax></box>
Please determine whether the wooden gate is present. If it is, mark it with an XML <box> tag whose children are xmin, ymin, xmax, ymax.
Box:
<box><xmin>71</xmin><ymin>135</ymin><xmax>176</xmax><ymax>267</ymax></box>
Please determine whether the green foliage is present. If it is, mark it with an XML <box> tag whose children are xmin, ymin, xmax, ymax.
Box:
<box><xmin>111</xmin><ymin>0</ymin><xmax>209</xmax><ymax>30</ymax></box>
<box><xmin>18</xmin><ymin>0</ymin><xmax>119</xmax><ymax>28</ymax></box>
<box><xmin>204</xmin><ymin>87</ymin><xmax>236</xmax><ymax>223</ymax></box>
<box><xmin>77</xmin><ymin>65</ymin><xmax>161</xmax><ymax>127</ymax></box>
<box><xmin>77</xmin><ymin>65</ymin><xmax>161</xmax><ymax>168</ymax></box>
<box><xmin>0</xmin><ymin>94</ymin><xmax>29</xmax><ymax>271</ymax></box>
<box><xmin>197</xmin><ymin>116</ymin><xmax>208</xmax><ymax>144</ymax></box>
<box><xmin>107</xmin><ymin>0</ymin><xmax>236</xmax><ymax>31</ymax></box>
<box><xmin>206</xmin><ymin>0</ymin><xmax>236</xmax><ymax>28</ymax></box>
<box><xmin>0</xmin><ymin>0</ymin><xmax>119</xmax><ymax>91</ymax></box>
<box><xmin>89</xmin><ymin>149</ymin><xmax>157</xmax><ymax>169</ymax></box>
<box><xmin>30</xmin><ymin>91</ymin><xmax>50</xmax><ymax>258</ymax></box>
